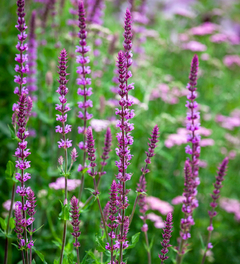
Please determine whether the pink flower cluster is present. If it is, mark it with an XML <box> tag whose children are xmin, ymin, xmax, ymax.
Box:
<box><xmin>223</xmin><ymin>55</ymin><xmax>240</xmax><ymax>67</ymax></box>
<box><xmin>216</xmin><ymin>109</ymin><xmax>240</xmax><ymax>130</ymax></box>
<box><xmin>165</xmin><ymin>127</ymin><xmax>213</xmax><ymax>148</ymax></box>
<box><xmin>49</xmin><ymin>177</ymin><xmax>81</xmax><ymax>191</ymax></box>
<box><xmin>145</xmin><ymin>196</ymin><xmax>173</xmax><ymax>215</ymax></box>
<box><xmin>150</xmin><ymin>83</ymin><xmax>188</xmax><ymax>104</ymax></box>
<box><xmin>219</xmin><ymin>197</ymin><xmax>240</xmax><ymax>221</ymax></box>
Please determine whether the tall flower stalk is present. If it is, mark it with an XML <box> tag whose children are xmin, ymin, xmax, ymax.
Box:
<box><xmin>201</xmin><ymin>157</ymin><xmax>229</xmax><ymax>264</ymax></box>
<box><xmin>76</xmin><ymin>1</ymin><xmax>92</xmax><ymax>201</ymax></box>
<box><xmin>55</xmin><ymin>49</ymin><xmax>76</xmax><ymax>264</ymax></box>
<box><xmin>81</xmin><ymin>127</ymin><xmax>112</xmax><ymax>208</ymax></box>
<box><xmin>159</xmin><ymin>213</ymin><xmax>173</xmax><ymax>264</ymax></box>
<box><xmin>11</xmin><ymin>0</ymin><xmax>36</xmax><ymax>263</ymax></box>
<box><xmin>86</xmin><ymin>127</ymin><xmax>109</xmax><ymax>241</ymax></box>
<box><xmin>176</xmin><ymin>54</ymin><xmax>200</xmax><ymax>264</ymax></box>
<box><xmin>129</xmin><ymin>125</ymin><xmax>159</xmax><ymax>264</ymax></box>
<box><xmin>70</xmin><ymin>196</ymin><xmax>81</xmax><ymax>264</ymax></box>
<box><xmin>105</xmin><ymin>180</ymin><xmax>118</xmax><ymax>264</ymax></box>
<box><xmin>27</xmin><ymin>10</ymin><xmax>38</xmax><ymax>102</ymax></box>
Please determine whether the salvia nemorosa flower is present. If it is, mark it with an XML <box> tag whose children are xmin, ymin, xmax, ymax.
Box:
<box><xmin>115</xmin><ymin>50</ymin><xmax>134</xmax><ymax>182</ymax></box>
<box><xmin>106</xmin><ymin>180</ymin><xmax>119</xmax><ymax>253</ymax></box>
<box><xmin>137</xmin><ymin>125</ymin><xmax>159</xmax><ymax>230</ymax></box>
<box><xmin>86</xmin><ymin>127</ymin><xmax>97</xmax><ymax>176</ymax></box>
<box><xmin>123</xmin><ymin>9</ymin><xmax>133</xmax><ymax>103</ymax></box>
<box><xmin>56</xmin><ymin>49</ymin><xmax>72</xmax><ymax>150</ymax></box>
<box><xmin>26</xmin><ymin>187</ymin><xmax>36</xmax><ymax>222</ymax></box>
<box><xmin>27</xmin><ymin>10</ymin><xmax>38</xmax><ymax>101</ymax></box>
<box><xmin>76</xmin><ymin>1</ymin><xmax>92</xmax><ymax>142</ymax></box>
<box><xmin>15</xmin><ymin>94</ymin><xmax>32</xmax><ymax>183</ymax></box>
<box><xmin>14</xmin><ymin>202</ymin><xmax>24</xmax><ymax>240</ymax></box>
<box><xmin>101</xmin><ymin>201</ymin><xmax>110</xmax><ymax>230</ymax></box>
<box><xmin>26</xmin><ymin>187</ymin><xmax>36</xmax><ymax>251</ymax></box>
<box><xmin>15</xmin><ymin>0</ymin><xmax>29</xmax><ymax>96</ymax></box>
<box><xmin>99</xmin><ymin>127</ymin><xmax>112</xmax><ymax>176</ymax></box>
<box><xmin>159</xmin><ymin>213</ymin><xmax>173</xmax><ymax>263</ymax></box>
<box><xmin>185</xmin><ymin>54</ymin><xmax>200</xmax><ymax>211</ymax></box>
<box><xmin>201</xmin><ymin>157</ymin><xmax>229</xmax><ymax>264</ymax></box>
<box><xmin>208</xmin><ymin>157</ymin><xmax>229</xmax><ymax>231</ymax></box>
<box><xmin>70</xmin><ymin>196</ymin><xmax>81</xmax><ymax>248</ymax></box>
<box><xmin>180</xmin><ymin>160</ymin><xmax>195</xmax><ymax>241</ymax></box>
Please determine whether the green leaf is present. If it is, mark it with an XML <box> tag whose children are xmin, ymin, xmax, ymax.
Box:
<box><xmin>54</xmin><ymin>259</ymin><xmax>59</xmax><ymax>264</ymax></box>
<box><xmin>0</xmin><ymin>217</ymin><xmax>6</xmax><ymax>231</ymax></box>
<box><xmin>12</xmin><ymin>243</ymin><xmax>19</xmax><ymax>249</ymax></box>
<box><xmin>127</xmin><ymin>232</ymin><xmax>140</xmax><ymax>249</ymax></box>
<box><xmin>149</xmin><ymin>235</ymin><xmax>155</xmax><ymax>250</ymax></box>
<box><xmin>52</xmin><ymin>240</ymin><xmax>62</xmax><ymax>249</ymax></box>
<box><xmin>9</xmin><ymin>217</ymin><xmax>15</xmax><ymax>229</ymax></box>
<box><xmin>81</xmin><ymin>251</ymin><xmax>89</xmax><ymax>264</ymax></box>
<box><xmin>58</xmin><ymin>200</ymin><xmax>70</xmax><ymax>221</ymax></box>
<box><xmin>198</xmin><ymin>233</ymin><xmax>205</xmax><ymax>249</ymax></box>
<box><xmin>67</xmin><ymin>252</ymin><xmax>74</xmax><ymax>264</ymax></box>
<box><xmin>85</xmin><ymin>188</ymin><xmax>96</xmax><ymax>194</ymax></box>
<box><xmin>32</xmin><ymin>224</ymin><xmax>44</xmax><ymax>234</ymax></box>
<box><xmin>95</xmin><ymin>234</ymin><xmax>106</xmax><ymax>253</ymax></box>
<box><xmin>32</xmin><ymin>259</ymin><xmax>36</xmax><ymax>264</ymax></box>
<box><xmin>5</xmin><ymin>161</ymin><xmax>14</xmax><ymax>178</ymax></box>
<box><xmin>87</xmin><ymin>250</ymin><xmax>100</xmax><ymax>263</ymax></box>
<box><xmin>7</xmin><ymin>124</ymin><xmax>16</xmax><ymax>140</ymax></box>
<box><xmin>32</xmin><ymin>247</ymin><xmax>45</xmax><ymax>261</ymax></box>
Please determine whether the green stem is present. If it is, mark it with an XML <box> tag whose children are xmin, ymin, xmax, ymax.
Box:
<box><xmin>93</xmin><ymin>178</ymin><xmax>109</xmax><ymax>242</ymax></box>
<box><xmin>201</xmin><ymin>217</ymin><xmax>213</xmax><ymax>264</ymax></box>
<box><xmin>129</xmin><ymin>194</ymin><xmax>139</xmax><ymax>226</ymax></box>
<box><xmin>144</xmin><ymin>230</ymin><xmax>151</xmax><ymax>264</ymax></box>
<box><xmin>4</xmin><ymin>182</ymin><xmax>16</xmax><ymax>264</ymax></box>
<box><xmin>59</xmin><ymin>220</ymin><xmax>67</xmax><ymax>264</ymax></box>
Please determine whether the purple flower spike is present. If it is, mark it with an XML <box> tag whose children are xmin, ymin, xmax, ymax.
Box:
<box><xmin>99</xmin><ymin>127</ymin><xmax>112</xmax><ymax>176</ymax></box>
<box><xmin>86</xmin><ymin>127</ymin><xmax>97</xmax><ymax>175</ymax></box>
<box><xmin>123</xmin><ymin>9</ymin><xmax>133</xmax><ymax>57</ymax></box>
<box><xmin>123</xmin><ymin>8</ymin><xmax>133</xmax><ymax>104</ymax></box>
<box><xmin>56</xmin><ymin>49</ymin><xmax>72</xmax><ymax>150</ymax></box>
<box><xmin>70</xmin><ymin>196</ymin><xmax>81</xmax><ymax>248</ymax></box>
<box><xmin>15</xmin><ymin>94</ymin><xmax>32</xmax><ymax>178</ymax></box>
<box><xmin>15</xmin><ymin>0</ymin><xmax>28</xmax><ymax>97</ymax></box>
<box><xmin>106</xmin><ymin>180</ymin><xmax>119</xmax><ymax>253</ymax></box>
<box><xmin>201</xmin><ymin>157</ymin><xmax>229</xmax><ymax>264</ymax></box>
<box><xmin>137</xmin><ymin>175</ymin><xmax>147</xmax><ymax>216</ymax></box>
<box><xmin>14</xmin><ymin>202</ymin><xmax>24</xmax><ymax>240</ymax></box>
<box><xmin>27</xmin><ymin>10</ymin><xmax>38</xmax><ymax>100</ymax></box>
<box><xmin>185</xmin><ymin>54</ymin><xmax>200</xmax><ymax>209</ymax></box>
<box><xmin>159</xmin><ymin>213</ymin><xmax>173</xmax><ymax>263</ymax></box>
<box><xmin>115</xmin><ymin>51</ymin><xmax>134</xmax><ymax>182</ymax></box>
<box><xmin>76</xmin><ymin>1</ymin><xmax>92</xmax><ymax>135</ymax></box>
<box><xmin>136</xmin><ymin>125</ymin><xmax>159</xmax><ymax>231</ymax></box>
<box><xmin>101</xmin><ymin>201</ymin><xmax>110</xmax><ymax>230</ymax></box>
<box><xmin>26</xmin><ymin>187</ymin><xmax>36</xmax><ymax>220</ymax></box>
<box><xmin>145</xmin><ymin>125</ymin><xmax>159</xmax><ymax>165</ymax></box>
<box><xmin>180</xmin><ymin>160</ymin><xmax>196</xmax><ymax>241</ymax></box>
<box><xmin>208</xmin><ymin>157</ymin><xmax>229</xmax><ymax>226</ymax></box>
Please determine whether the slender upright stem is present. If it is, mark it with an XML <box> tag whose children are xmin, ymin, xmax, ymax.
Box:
<box><xmin>144</xmin><ymin>230</ymin><xmax>151</xmax><ymax>264</ymax></box>
<box><xmin>4</xmin><ymin>182</ymin><xmax>16</xmax><ymax>264</ymax></box>
<box><xmin>93</xmin><ymin>178</ymin><xmax>109</xmax><ymax>242</ymax></box>
<box><xmin>176</xmin><ymin>239</ymin><xmax>184</xmax><ymax>264</ymax></box>
<box><xmin>76</xmin><ymin>248</ymin><xmax>80</xmax><ymax>264</ymax></box>
<box><xmin>21</xmin><ymin>250</ymin><xmax>26</xmax><ymax>264</ymax></box>
<box><xmin>59</xmin><ymin>220</ymin><xmax>67</xmax><ymax>264</ymax></box>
